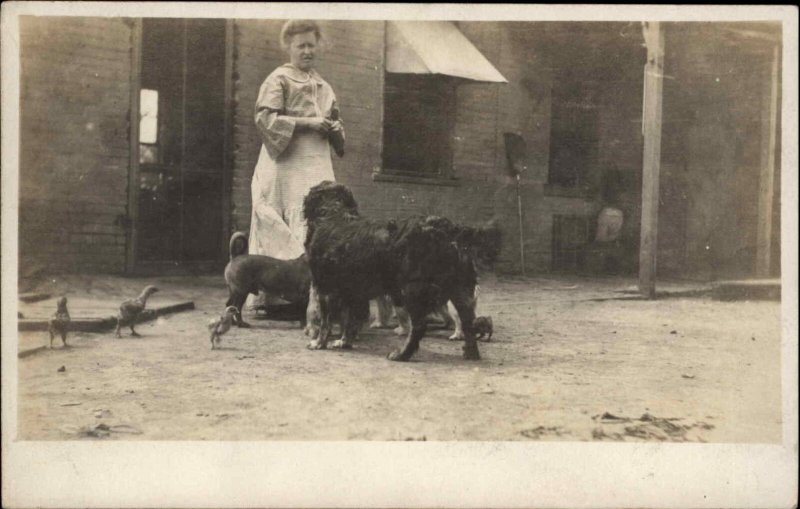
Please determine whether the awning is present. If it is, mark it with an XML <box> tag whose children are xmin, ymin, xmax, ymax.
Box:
<box><xmin>386</xmin><ymin>21</ymin><xmax>508</xmax><ymax>83</ymax></box>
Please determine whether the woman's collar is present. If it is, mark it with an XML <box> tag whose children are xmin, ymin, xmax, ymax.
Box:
<box><xmin>281</xmin><ymin>63</ymin><xmax>321</xmax><ymax>83</ymax></box>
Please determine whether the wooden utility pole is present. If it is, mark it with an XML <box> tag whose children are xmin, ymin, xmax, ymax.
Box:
<box><xmin>639</xmin><ymin>22</ymin><xmax>665</xmax><ymax>299</ymax></box>
<box><xmin>756</xmin><ymin>44</ymin><xmax>780</xmax><ymax>277</ymax></box>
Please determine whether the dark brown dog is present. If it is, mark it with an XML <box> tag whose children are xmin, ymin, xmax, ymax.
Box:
<box><xmin>224</xmin><ymin>232</ymin><xmax>311</xmax><ymax>328</ymax></box>
<box><xmin>303</xmin><ymin>181</ymin><xmax>500</xmax><ymax>362</ymax></box>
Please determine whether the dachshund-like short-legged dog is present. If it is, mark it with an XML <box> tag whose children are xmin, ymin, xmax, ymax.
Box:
<box><xmin>224</xmin><ymin>232</ymin><xmax>310</xmax><ymax>328</ymax></box>
<box><xmin>303</xmin><ymin>181</ymin><xmax>500</xmax><ymax>362</ymax></box>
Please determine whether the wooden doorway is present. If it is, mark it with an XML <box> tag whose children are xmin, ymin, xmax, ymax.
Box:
<box><xmin>128</xmin><ymin>18</ymin><xmax>231</xmax><ymax>272</ymax></box>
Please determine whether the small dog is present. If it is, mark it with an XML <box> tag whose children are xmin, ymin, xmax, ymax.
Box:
<box><xmin>472</xmin><ymin>316</ymin><xmax>493</xmax><ymax>342</ymax></box>
<box><xmin>224</xmin><ymin>232</ymin><xmax>311</xmax><ymax>328</ymax></box>
<box><xmin>209</xmin><ymin>306</ymin><xmax>238</xmax><ymax>350</ymax></box>
<box><xmin>48</xmin><ymin>296</ymin><xmax>71</xmax><ymax>348</ymax></box>
<box><xmin>116</xmin><ymin>285</ymin><xmax>158</xmax><ymax>338</ymax></box>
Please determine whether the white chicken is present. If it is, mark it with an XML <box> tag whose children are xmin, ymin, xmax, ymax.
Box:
<box><xmin>209</xmin><ymin>306</ymin><xmax>238</xmax><ymax>350</ymax></box>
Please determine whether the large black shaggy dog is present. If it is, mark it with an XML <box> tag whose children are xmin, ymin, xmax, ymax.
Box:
<box><xmin>303</xmin><ymin>181</ymin><xmax>500</xmax><ymax>362</ymax></box>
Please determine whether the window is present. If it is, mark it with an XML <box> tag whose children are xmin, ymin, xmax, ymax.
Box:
<box><xmin>381</xmin><ymin>74</ymin><xmax>456</xmax><ymax>177</ymax></box>
<box><xmin>139</xmin><ymin>88</ymin><xmax>159</xmax><ymax>163</ymax></box>
<box><xmin>379</xmin><ymin>21</ymin><xmax>506</xmax><ymax>183</ymax></box>
<box><xmin>547</xmin><ymin>77</ymin><xmax>600</xmax><ymax>189</ymax></box>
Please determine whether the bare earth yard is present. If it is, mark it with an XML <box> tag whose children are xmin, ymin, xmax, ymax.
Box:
<box><xmin>16</xmin><ymin>274</ymin><xmax>782</xmax><ymax>442</ymax></box>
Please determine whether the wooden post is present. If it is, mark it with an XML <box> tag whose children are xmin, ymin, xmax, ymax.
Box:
<box><xmin>125</xmin><ymin>19</ymin><xmax>143</xmax><ymax>273</ymax></box>
<box><xmin>639</xmin><ymin>22</ymin><xmax>665</xmax><ymax>298</ymax></box>
<box><xmin>517</xmin><ymin>174</ymin><xmax>525</xmax><ymax>276</ymax></box>
<box><xmin>756</xmin><ymin>44</ymin><xmax>779</xmax><ymax>277</ymax></box>
<box><xmin>220</xmin><ymin>19</ymin><xmax>235</xmax><ymax>262</ymax></box>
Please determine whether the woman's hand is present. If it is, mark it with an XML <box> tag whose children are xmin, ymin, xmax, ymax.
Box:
<box><xmin>297</xmin><ymin>117</ymin><xmax>332</xmax><ymax>133</ymax></box>
<box><xmin>328</xmin><ymin>119</ymin><xmax>344</xmax><ymax>133</ymax></box>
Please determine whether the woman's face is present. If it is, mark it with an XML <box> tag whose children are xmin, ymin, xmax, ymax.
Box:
<box><xmin>288</xmin><ymin>31</ymin><xmax>318</xmax><ymax>71</ymax></box>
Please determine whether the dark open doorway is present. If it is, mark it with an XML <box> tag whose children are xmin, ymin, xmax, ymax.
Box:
<box><xmin>132</xmin><ymin>18</ymin><xmax>229</xmax><ymax>270</ymax></box>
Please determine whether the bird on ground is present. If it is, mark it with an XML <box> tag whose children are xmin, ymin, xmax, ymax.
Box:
<box><xmin>48</xmin><ymin>296</ymin><xmax>71</xmax><ymax>348</ymax></box>
<box><xmin>209</xmin><ymin>306</ymin><xmax>238</xmax><ymax>350</ymax></box>
<box><xmin>115</xmin><ymin>285</ymin><xmax>159</xmax><ymax>338</ymax></box>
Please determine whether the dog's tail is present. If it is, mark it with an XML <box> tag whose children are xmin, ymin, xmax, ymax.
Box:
<box><xmin>229</xmin><ymin>231</ymin><xmax>249</xmax><ymax>260</ymax></box>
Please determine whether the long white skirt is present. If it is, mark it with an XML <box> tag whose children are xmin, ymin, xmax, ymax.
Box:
<box><xmin>246</xmin><ymin>132</ymin><xmax>334</xmax><ymax>309</ymax></box>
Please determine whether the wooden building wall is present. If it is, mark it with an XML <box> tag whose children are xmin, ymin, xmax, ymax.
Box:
<box><xmin>230</xmin><ymin>21</ymin><xmax>646</xmax><ymax>273</ymax></box>
<box><xmin>19</xmin><ymin>16</ymin><xmax>134</xmax><ymax>275</ymax></box>
<box><xmin>659</xmin><ymin>24</ymin><xmax>780</xmax><ymax>280</ymax></box>
<box><xmin>16</xmin><ymin>18</ymin><xmax>779</xmax><ymax>280</ymax></box>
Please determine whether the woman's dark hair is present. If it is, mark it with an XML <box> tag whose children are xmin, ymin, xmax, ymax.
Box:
<box><xmin>280</xmin><ymin>20</ymin><xmax>322</xmax><ymax>50</ymax></box>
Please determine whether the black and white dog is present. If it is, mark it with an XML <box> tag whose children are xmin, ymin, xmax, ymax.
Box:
<box><xmin>302</xmin><ymin>181</ymin><xmax>500</xmax><ymax>362</ymax></box>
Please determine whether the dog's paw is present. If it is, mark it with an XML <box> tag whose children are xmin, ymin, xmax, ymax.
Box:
<box><xmin>386</xmin><ymin>350</ymin><xmax>408</xmax><ymax>362</ymax></box>
<box><xmin>331</xmin><ymin>339</ymin><xmax>353</xmax><ymax>350</ymax></box>
<box><xmin>387</xmin><ymin>349</ymin><xmax>410</xmax><ymax>362</ymax></box>
<box><xmin>448</xmin><ymin>331</ymin><xmax>465</xmax><ymax>341</ymax></box>
<box><xmin>307</xmin><ymin>340</ymin><xmax>327</xmax><ymax>350</ymax></box>
<box><xmin>393</xmin><ymin>325</ymin><xmax>408</xmax><ymax>336</ymax></box>
<box><xmin>462</xmin><ymin>343</ymin><xmax>481</xmax><ymax>361</ymax></box>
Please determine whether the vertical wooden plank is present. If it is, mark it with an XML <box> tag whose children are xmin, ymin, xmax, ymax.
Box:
<box><xmin>377</xmin><ymin>20</ymin><xmax>387</xmax><ymax>178</ymax></box>
<box><xmin>756</xmin><ymin>44</ymin><xmax>780</xmax><ymax>277</ymax></box>
<box><xmin>517</xmin><ymin>175</ymin><xmax>526</xmax><ymax>276</ymax></box>
<box><xmin>444</xmin><ymin>76</ymin><xmax>458</xmax><ymax>178</ymax></box>
<box><xmin>220</xmin><ymin>19</ymin><xmax>235</xmax><ymax>260</ymax></box>
<box><xmin>638</xmin><ymin>22</ymin><xmax>665</xmax><ymax>298</ymax></box>
<box><xmin>179</xmin><ymin>20</ymin><xmax>188</xmax><ymax>262</ymax></box>
<box><xmin>125</xmin><ymin>18</ymin><xmax>142</xmax><ymax>274</ymax></box>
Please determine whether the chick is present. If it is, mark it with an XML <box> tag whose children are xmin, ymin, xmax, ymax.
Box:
<box><xmin>473</xmin><ymin>316</ymin><xmax>493</xmax><ymax>342</ymax></box>
<box><xmin>115</xmin><ymin>285</ymin><xmax>159</xmax><ymax>338</ymax></box>
<box><xmin>209</xmin><ymin>306</ymin><xmax>238</xmax><ymax>350</ymax></box>
<box><xmin>48</xmin><ymin>296</ymin><xmax>71</xmax><ymax>348</ymax></box>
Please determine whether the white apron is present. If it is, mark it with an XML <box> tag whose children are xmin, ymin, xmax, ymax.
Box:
<box><xmin>246</xmin><ymin>132</ymin><xmax>334</xmax><ymax>309</ymax></box>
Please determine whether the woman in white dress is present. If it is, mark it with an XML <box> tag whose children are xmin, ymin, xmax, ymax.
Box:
<box><xmin>248</xmin><ymin>20</ymin><xmax>344</xmax><ymax>311</ymax></box>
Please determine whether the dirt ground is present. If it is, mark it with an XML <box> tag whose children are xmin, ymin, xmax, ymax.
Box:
<box><xmin>15</xmin><ymin>273</ymin><xmax>782</xmax><ymax>442</ymax></box>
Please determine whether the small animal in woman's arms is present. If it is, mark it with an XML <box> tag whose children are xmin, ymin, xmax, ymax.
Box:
<box><xmin>327</xmin><ymin>105</ymin><xmax>345</xmax><ymax>157</ymax></box>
